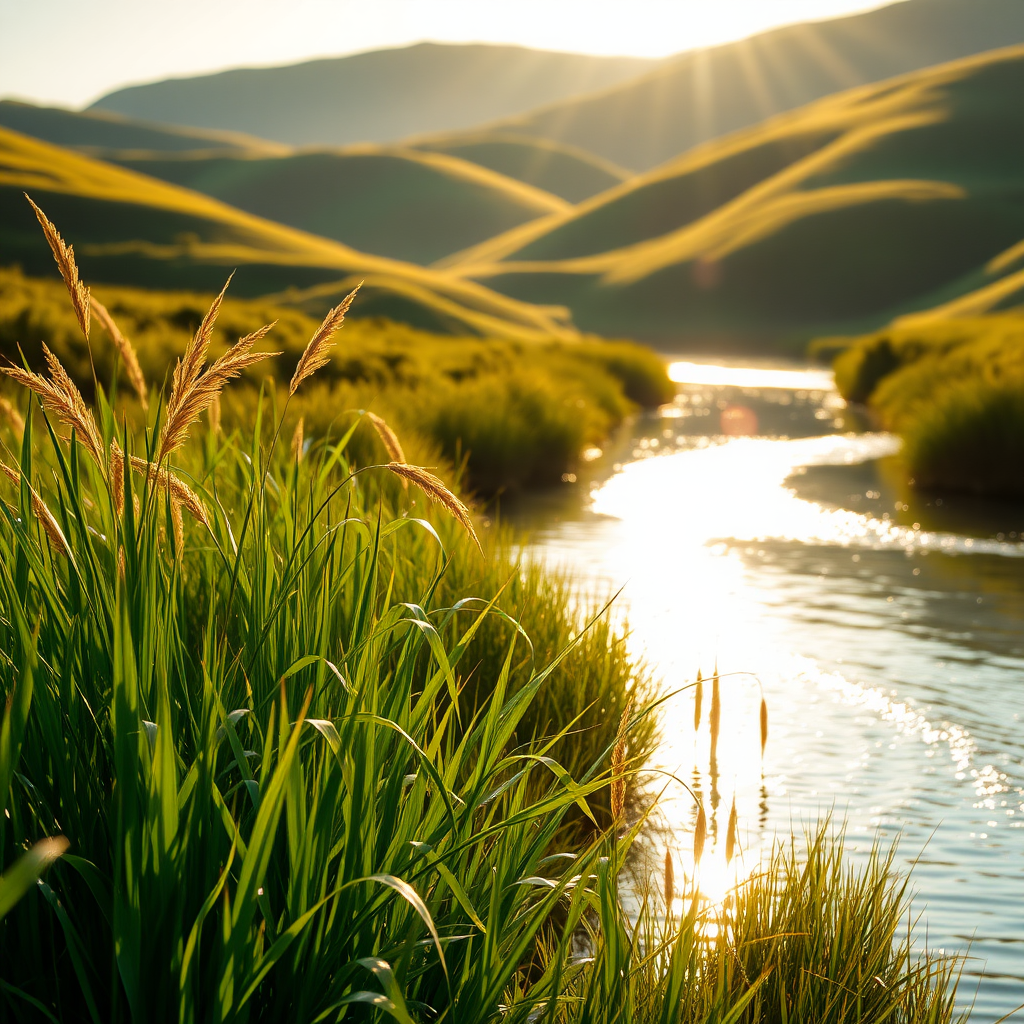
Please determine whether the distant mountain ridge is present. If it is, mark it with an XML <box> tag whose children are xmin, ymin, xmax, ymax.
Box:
<box><xmin>446</xmin><ymin>45</ymin><xmax>1024</xmax><ymax>347</ymax></box>
<box><xmin>468</xmin><ymin>0</ymin><xmax>1024</xmax><ymax>170</ymax></box>
<box><xmin>88</xmin><ymin>43</ymin><xmax>656</xmax><ymax>148</ymax></box>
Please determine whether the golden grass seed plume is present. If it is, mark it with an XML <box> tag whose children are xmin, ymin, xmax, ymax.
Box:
<box><xmin>160</xmin><ymin>295</ymin><xmax>277</xmax><ymax>459</ymax></box>
<box><xmin>383</xmin><ymin>463</ymin><xmax>481</xmax><ymax>553</ymax></box>
<box><xmin>366</xmin><ymin>411</ymin><xmax>406</xmax><ymax>464</ymax></box>
<box><xmin>289</xmin><ymin>284</ymin><xmax>360</xmax><ymax>395</ymax></box>
<box><xmin>609</xmin><ymin>698</ymin><xmax>632</xmax><ymax>822</ymax></box>
<box><xmin>760</xmin><ymin>696</ymin><xmax>769</xmax><ymax>757</ymax></box>
<box><xmin>0</xmin><ymin>396</ymin><xmax>25</xmax><ymax>435</ymax></box>
<box><xmin>90</xmin><ymin>296</ymin><xmax>148</xmax><ymax>409</ymax></box>
<box><xmin>25</xmin><ymin>195</ymin><xmax>90</xmax><ymax>340</ymax></box>
<box><xmin>725</xmin><ymin>795</ymin><xmax>738</xmax><ymax>865</ymax></box>
<box><xmin>693</xmin><ymin>667</ymin><xmax>703</xmax><ymax>731</ymax></box>
<box><xmin>3</xmin><ymin>345</ymin><xmax>104</xmax><ymax>466</ymax></box>
<box><xmin>0</xmin><ymin>460</ymin><xmax>70</xmax><ymax>558</ymax></box>
<box><xmin>291</xmin><ymin>416</ymin><xmax>305</xmax><ymax>462</ymax></box>
<box><xmin>709</xmin><ymin>660</ymin><xmax>721</xmax><ymax>762</ymax></box>
<box><xmin>663</xmin><ymin>849</ymin><xmax>675</xmax><ymax>912</ymax></box>
<box><xmin>693</xmin><ymin>802</ymin><xmax>707</xmax><ymax>863</ymax></box>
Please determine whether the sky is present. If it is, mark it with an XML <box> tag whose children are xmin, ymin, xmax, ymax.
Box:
<box><xmin>0</xmin><ymin>0</ymin><xmax>902</xmax><ymax>109</ymax></box>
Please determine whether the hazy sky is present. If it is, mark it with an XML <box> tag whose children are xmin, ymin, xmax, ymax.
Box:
<box><xmin>1</xmin><ymin>0</ymin><xmax>902</xmax><ymax>108</ymax></box>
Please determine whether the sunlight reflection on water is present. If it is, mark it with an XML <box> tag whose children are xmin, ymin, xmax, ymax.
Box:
<box><xmin>519</xmin><ymin>363</ymin><xmax>1024</xmax><ymax>1020</ymax></box>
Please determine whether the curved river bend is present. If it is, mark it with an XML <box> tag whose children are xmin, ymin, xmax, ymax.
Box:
<box><xmin>512</xmin><ymin>362</ymin><xmax>1024</xmax><ymax>1022</ymax></box>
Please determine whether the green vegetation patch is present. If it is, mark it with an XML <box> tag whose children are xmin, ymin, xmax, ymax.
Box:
<box><xmin>0</xmin><ymin>268</ymin><xmax>672</xmax><ymax>494</ymax></box>
<box><xmin>830</xmin><ymin>313</ymin><xmax>1024</xmax><ymax>495</ymax></box>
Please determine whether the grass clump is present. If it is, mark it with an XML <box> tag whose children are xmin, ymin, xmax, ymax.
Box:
<box><xmin>827</xmin><ymin>313</ymin><xmax>1024</xmax><ymax>495</ymax></box>
<box><xmin>0</xmin><ymin>205</ymin><xmax>960</xmax><ymax>1023</ymax></box>
<box><xmin>0</xmin><ymin>266</ymin><xmax>673</xmax><ymax>494</ymax></box>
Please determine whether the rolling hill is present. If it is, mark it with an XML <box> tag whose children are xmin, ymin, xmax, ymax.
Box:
<box><xmin>0</xmin><ymin>99</ymin><xmax>284</xmax><ymax>156</ymax></box>
<box><xmin>0</xmin><ymin>124</ymin><xmax>577</xmax><ymax>341</ymax></box>
<box><xmin>470</xmin><ymin>0</ymin><xmax>1024</xmax><ymax>172</ymax></box>
<box><xmin>409</xmin><ymin>131</ymin><xmax>631</xmax><ymax>203</ymax></box>
<box><xmin>88</xmin><ymin>43</ymin><xmax>656</xmax><ymax>148</ymax></box>
<box><xmin>108</xmin><ymin>146</ymin><xmax>568</xmax><ymax>265</ymax></box>
<box><xmin>444</xmin><ymin>46</ymin><xmax>1024</xmax><ymax>349</ymax></box>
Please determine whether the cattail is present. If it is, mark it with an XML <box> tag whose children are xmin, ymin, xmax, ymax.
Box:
<box><xmin>709</xmin><ymin>662</ymin><xmax>721</xmax><ymax>762</ymax></box>
<box><xmin>725</xmin><ymin>796</ymin><xmax>738</xmax><ymax>865</ymax></box>
<box><xmin>694</xmin><ymin>803</ymin><xmax>707</xmax><ymax>863</ymax></box>
<box><xmin>693</xmin><ymin>668</ymin><xmax>703</xmax><ymax>731</ymax></box>
<box><xmin>290</xmin><ymin>416</ymin><xmax>304</xmax><ymax>462</ymax></box>
<box><xmin>209</xmin><ymin>394</ymin><xmax>221</xmax><ymax>437</ymax></box>
<box><xmin>366</xmin><ymin>411</ymin><xmax>405</xmax><ymax>464</ymax></box>
<box><xmin>160</xmin><ymin>315</ymin><xmax>277</xmax><ymax>459</ymax></box>
<box><xmin>90</xmin><ymin>296</ymin><xmax>148</xmax><ymax>409</ymax></box>
<box><xmin>288</xmin><ymin>284</ymin><xmax>360</xmax><ymax>395</ymax></box>
<box><xmin>25</xmin><ymin>195</ymin><xmax>90</xmax><ymax>339</ymax></box>
<box><xmin>610</xmin><ymin>699</ymin><xmax>632</xmax><ymax>822</ymax></box>
<box><xmin>0</xmin><ymin>396</ymin><xmax>25</xmax><ymax>435</ymax></box>
<box><xmin>0</xmin><ymin>460</ymin><xmax>70</xmax><ymax>557</ymax></box>
<box><xmin>760</xmin><ymin>696</ymin><xmax>769</xmax><ymax>757</ymax></box>
<box><xmin>663</xmin><ymin>849</ymin><xmax>675</xmax><ymax>911</ymax></box>
<box><xmin>2</xmin><ymin>346</ymin><xmax>104</xmax><ymax>465</ymax></box>
<box><xmin>383</xmin><ymin>463</ymin><xmax>481</xmax><ymax>553</ymax></box>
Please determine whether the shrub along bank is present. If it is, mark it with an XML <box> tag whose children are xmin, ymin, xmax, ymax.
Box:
<box><xmin>826</xmin><ymin>313</ymin><xmax>1024</xmax><ymax>496</ymax></box>
<box><xmin>0</xmin><ymin>266</ymin><xmax>674</xmax><ymax>495</ymax></box>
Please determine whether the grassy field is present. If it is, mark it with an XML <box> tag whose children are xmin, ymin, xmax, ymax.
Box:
<box><xmin>110</xmin><ymin>146</ymin><xmax>568</xmax><ymax>266</ymax></box>
<box><xmin>0</xmin><ymin>268</ymin><xmax>671</xmax><ymax>495</ymax></box>
<box><xmin>0</xmin><ymin>223</ymin><xmax>963</xmax><ymax>1020</ymax></box>
<box><xmin>445</xmin><ymin>45</ymin><xmax>1024</xmax><ymax>348</ymax></box>
<box><xmin>828</xmin><ymin>312</ymin><xmax>1024</xmax><ymax>495</ymax></box>
<box><xmin>0</xmin><ymin>126</ymin><xmax>577</xmax><ymax>341</ymax></box>
<box><xmin>411</xmin><ymin>131</ymin><xmax>631</xmax><ymax>203</ymax></box>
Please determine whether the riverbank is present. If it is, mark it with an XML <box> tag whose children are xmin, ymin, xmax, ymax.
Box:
<box><xmin>825</xmin><ymin>315</ymin><xmax>1024</xmax><ymax>496</ymax></box>
<box><xmin>0</xmin><ymin>211</ymin><xmax>962</xmax><ymax>1021</ymax></box>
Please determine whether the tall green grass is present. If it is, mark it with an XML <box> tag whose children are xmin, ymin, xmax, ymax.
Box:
<box><xmin>0</xmin><ymin>211</ymin><xmax>961</xmax><ymax>1022</ymax></box>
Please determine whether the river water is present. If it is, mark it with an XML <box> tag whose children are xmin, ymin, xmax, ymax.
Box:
<box><xmin>511</xmin><ymin>361</ymin><xmax>1024</xmax><ymax>1022</ymax></box>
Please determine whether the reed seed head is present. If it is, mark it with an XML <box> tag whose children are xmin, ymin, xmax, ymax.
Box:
<box><xmin>0</xmin><ymin>460</ymin><xmax>70</xmax><ymax>558</ymax></box>
<box><xmin>663</xmin><ymin>849</ymin><xmax>675</xmax><ymax>911</ymax></box>
<box><xmin>760</xmin><ymin>696</ymin><xmax>769</xmax><ymax>757</ymax></box>
<box><xmin>2</xmin><ymin>346</ymin><xmax>104</xmax><ymax>466</ymax></box>
<box><xmin>725</xmin><ymin>796</ymin><xmax>738</xmax><ymax>865</ymax></box>
<box><xmin>0</xmin><ymin>396</ymin><xmax>25</xmax><ymax>435</ymax></box>
<box><xmin>694</xmin><ymin>803</ymin><xmax>707</xmax><ymax>863</ymax></box>
<box><xmin>291</xmin><ymin>416</ymin><xmax>305</xmax><ymax>462</ymax></box>
<box><xmin>610</xmin><ymin>698</ymin><xmax>632</xmax><ymax>821</ymax></box>
<box><xmin>160</xmin><ymin>307</ymin><xmax>277</xmax><ymax>459</ymax></box>
<box><xmin>90</xmin><ymin>296</ymin><xmax>148</xmax><ymax>409</ymax></box>
<box><xmin>710</xmin><ymin>664</ymin><xmax>721</xmax><ymax>760</ymax></box>
<box><xmin>289</xmin><ymin>284</ymin><xmax>360</xmax><ymax>395</ymax></box>
<box><xmin>383</xmin><ymin>463</ymin><xmax>481</xmax><ymax>553</ymax></box>
<box><xmin>694</xmin><ymin>668</ymin><xmax>703</xmax><ymax>731</ymax></box>
<box><xmin>366</xmin><ymin>411</ymin><xmax>406</xmax><ymax>465</ymax></box>
<box><xmin>25</xmin><ymin>195</ymin><xmax>90</xmax><ymax>340</ymax></box>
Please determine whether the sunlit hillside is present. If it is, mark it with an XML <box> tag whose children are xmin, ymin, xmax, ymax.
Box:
<box><xmin>0</xmin><ymin>125</ymin><xmax>576</xmax><ymax>340</ymax></box>
<box><xmin>445</xmin><ymin>45</ymin><xmax>1024</xmax><ymax>347</ymax></box>
<box><xmin>109</xmin><ymin>146</ymin><xmax>568</xmax><ymax>265</ymax></box>
<box><xmin>88</xmin><ymin>42</ymin><xmax>656</xmax><ymax>147</ymax></box>
<box><xmin>0</xmin><ymin>99</ymin><xmax>285</xmax><ymax>156</ymax></box>
<box><xmin>409</xmin><ymin>131</ymin><xmax>631</xmax><ymax>202</ymax></box>
<box><xmin>472</xmin><ymin>0</ymin><xmax>1024</xmax><ymax>171</ymax></box>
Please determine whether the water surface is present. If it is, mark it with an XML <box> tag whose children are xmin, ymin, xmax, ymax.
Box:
<box><xmin>511</xmin><ymin>361</ymin><xmax>1024</xmax><ymax>1021</ymax></box>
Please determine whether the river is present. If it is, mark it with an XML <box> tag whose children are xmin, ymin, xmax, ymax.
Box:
<box><xmin>510</xmin><ymin>361</ymin><xmax>1024</xmax><ymax>1022</ymax></box>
